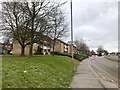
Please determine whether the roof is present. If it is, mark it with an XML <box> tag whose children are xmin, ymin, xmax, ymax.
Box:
<box><xmin>56</xmin><ymin>39</ymin><xmax>69</xmax><ymax>45</ymax></box>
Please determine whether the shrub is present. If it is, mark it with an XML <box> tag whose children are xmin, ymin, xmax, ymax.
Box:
<box><xmin>74</xmin><ymin>54</ymin><xmax>88</xmax><ymax>61</ymax></box>
<box><xmin>51</xmin><ymin>52</ymin><xmax>72</xmax><ymax>58</ymax></box>
<box><xmin>52</xmin><ymin>52</ymin><xmax>88</xmax><ymax>61</ymax></box>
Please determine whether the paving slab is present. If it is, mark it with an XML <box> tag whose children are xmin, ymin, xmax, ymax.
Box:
<box><xmin>70</xmin><ymin>60</ymin><xmax>104</xmax><ymax>88</ymax></box>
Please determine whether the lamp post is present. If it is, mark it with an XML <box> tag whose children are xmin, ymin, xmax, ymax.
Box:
<box><xmin>70</xmin><ymin>0</ymin><xmax>75</xmax><ymax>72</ymax></box>
<box><xmin>70</xmin><ymin>0</ymin><xmax>74</xmax><ymax>61</ymax></box>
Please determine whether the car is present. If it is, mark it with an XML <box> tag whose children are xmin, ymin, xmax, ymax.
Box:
<box><xmin>98</xmin><ymin>52</ymin><xmax>102</xmax><ymax>56</ymax></box>
<box><xmin>107</xmin><ymin>53</ymin><xmax>110</xmax><ymax>57</ymax></box>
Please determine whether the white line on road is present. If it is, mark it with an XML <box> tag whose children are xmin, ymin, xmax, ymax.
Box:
<box><xmin>90</xmin><ymin>63</ymin><xmax>118</xmax><ymax>85</ymax></box>
<box><xmin>87</xmin><ymin>59</ymin><xmax>118</xmax><ymax>88</ymax></box>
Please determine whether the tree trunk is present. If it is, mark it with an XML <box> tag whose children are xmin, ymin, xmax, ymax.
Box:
<box><xmin>21</xmin><ymin>46</ymin><xmax>25</xmax><ymax>56</ymax></box>
<box><xmin>52</xmin><ymin>39</ymin><xmax>56</xmax><ymax>56</ymax></box>
<box><xmin>29</xmin><ymin>3</ymin><xmax>35</xmax><ymax>56</ymax></box>
<box><xmin>29</xmin><ymin>39</ymin><xmax>33</xmax><ymax>56</ymax></box>
<box><xmin>42</xmin><ymin>44</ymin><xmax>44</xmax><ymax>55</ymax></box>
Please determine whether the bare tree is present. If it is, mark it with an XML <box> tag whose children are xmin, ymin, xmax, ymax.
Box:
<box><xmin>24</xmin><ymin>1</ymin><xmax>67</xmax><ymax>56</ymax></box>
<box><xmin>0</xmin><ymin>1</ymin><xmax>67</xmax><ymax>56</ymax></box>
<box><xmin>75</xmin><ymin>38</ymin><xmax>89</xmax><ymax>53</ymax></box>
<box><xmin>0</xmin><ymin>2</ymin><xmax>31</xmax><ymax>56</ymax></box>
<box><xmin>48</xmin><ymin>7</ymin><xmax>69</xmax><ymax>54</ymax></box>
<box><xmin>97</xmin><ymin>45</ymin><xmax>104</xmax><ymax>53</ymax></box>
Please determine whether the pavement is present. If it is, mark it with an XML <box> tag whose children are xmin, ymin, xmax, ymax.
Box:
<box><xmin>70</xmin><ymin>58</ymin><xmax>118</xmax><ymax>89</ymax></box>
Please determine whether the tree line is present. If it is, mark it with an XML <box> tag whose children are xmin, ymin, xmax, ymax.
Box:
<box><xmin>0</xmin><ymin>1</ymin><xmax>69</xmax><ymax>56</ymax></box>
<box><xmin>97</xmin><ymin>45</ymin><xmax>109</xmax><ymax>55</ymax></box>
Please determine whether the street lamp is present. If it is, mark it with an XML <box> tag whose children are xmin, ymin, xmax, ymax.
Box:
<box><xmin>70</xmin><ymin>0</ymin><xmax>75</xmax><ymax>72</ymax></box>
<box><xmin>70</xmin><ymin>0</ymin><xmax>74</xmax><ymax>61</ymax></box>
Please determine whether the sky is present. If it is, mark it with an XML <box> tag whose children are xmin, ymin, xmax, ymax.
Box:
<box><xmin>62</xmin><ymin>0</ymin><xmax>119</xmax><ymax>53</ymax></box>
<box><xmin>0</xmin><ymin>0</ymin><xmax>119</xmax><ymax>53</ymax></box>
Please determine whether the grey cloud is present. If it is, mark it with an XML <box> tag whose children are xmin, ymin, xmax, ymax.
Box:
<box><xmin>65</xmin><ymin>1</ymin><xmax>118</xmax><ymax>52</ymax></box>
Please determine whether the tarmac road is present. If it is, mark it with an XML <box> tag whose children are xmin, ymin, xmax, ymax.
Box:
<box><xmin>88</xmin><ymin>56</ymin><xmax>118</xmax><ymax>84</ymax></box>
<box><xmin>70</xmin><ymin>56</ymin><xmax>118</xmax><ymax>88</ymax></box>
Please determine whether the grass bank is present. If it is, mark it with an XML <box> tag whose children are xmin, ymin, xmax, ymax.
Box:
<box><xmin>2</xmin><ymin>55</ymin><xmax>80</xmax><ymax>88</ymax></box>
<box><xmin>104</xmin><ymin>56</ymin><xmax>120</xmax><ymax>63</ymax></box>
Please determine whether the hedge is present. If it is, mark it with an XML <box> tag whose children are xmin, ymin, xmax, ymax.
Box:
<box><xmin>52</xmin><ymin>52</ymin><xmax>88</xmax><ymax>61</ymax></box>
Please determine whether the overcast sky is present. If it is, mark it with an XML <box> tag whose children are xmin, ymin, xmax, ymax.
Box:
<box><xmin>0</xmin><ymin>0</ymin><xmax>119</xmax><ymax>52</ymax></box>
<box><xmin>62</xmin><ymin>0</ymin><xmax>119</xmax><ymax>52</ymax></box>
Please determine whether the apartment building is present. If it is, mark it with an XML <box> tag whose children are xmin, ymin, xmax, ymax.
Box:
<box><xmin>12</xmin><ymin>36</ymin><xmax>53</xmax><ymax>55</ymax></box>
<box><xmin>12</xmin><ymin>37</ymin><xmax>76</xmax><ymax>55</ymax></box>
<box><xmin>54</xmin><ymin>39</ymin><xmax>71</xmax><ymax>54</ymax></box>
<box><xmin>0</xmin><ymin>43</ymin><xmax>12</xmax><ymax>54</ymax></box>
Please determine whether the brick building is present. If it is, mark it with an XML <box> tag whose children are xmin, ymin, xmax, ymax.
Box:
<box><xmin>12</xmin><ymin>37</ymin><xmax>77</xmax><ymax>55</ymax></box>
<box><xmin>0</xmin><ymin>43</ymin><xmax>12</xmax><ymax>54</ymax></box>
<box><xmin>54</xmin><ymin>39</ymin><xmax>71</xmax><ymax>54</ymax></box>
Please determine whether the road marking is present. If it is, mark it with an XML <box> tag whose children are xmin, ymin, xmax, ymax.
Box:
<box><xmin>88</xmin><ymin>64</ymin><xmax>118</xmax><ymax>88</ymax></box>
<box><xmin>90</xmin><ymin>63</ymin><xmax>118</xmax><ymax>85</ymax></box>
<box><xmin>88</xmin><ymin>64</ymin><xmax>106</xmax><ymax>88</ymax></box>
<box><xmin>87</xmin><ymin>59</ymin><xmax>118</xmax><ymax>86</ymax></box>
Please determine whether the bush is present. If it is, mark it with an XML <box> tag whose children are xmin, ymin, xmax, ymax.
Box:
<box><xmin>74</xmin><ymin>54</ymin><xmax>88</xmax><ymax>61</ymax></box>
<box><xmin>51</xmin><ymin>52</ymin><xmax>72</xmax><ymax>58</ymax></box>
<box><xmin>52</xmin><ymin>52</ymin><xmax>89</xmax><ymax>61</ymax></box>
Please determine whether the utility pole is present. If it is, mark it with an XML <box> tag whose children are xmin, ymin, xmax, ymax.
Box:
<box><xmin>70</xmin><ymin>0</ymin><xmax>75</xmax><ymax>72</ymax></box>
<box><xmin>70</xmin><ymin>0</ymin><xmax>73</xmax><ymax>60</ymax></box>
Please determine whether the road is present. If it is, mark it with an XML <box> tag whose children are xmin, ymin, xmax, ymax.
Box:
<box><xmin>88</xmin><ymin>56</ymin><xmax>118</xmax><ymax>84</ymax></box>
<box><xmin>70</xmin><ymin>56</ymin><xmax>118</xmax><ymax>88</ymax></box>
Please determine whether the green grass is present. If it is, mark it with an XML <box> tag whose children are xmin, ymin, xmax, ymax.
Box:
<box><xmin>104</xmin><ymin>57</ymin><xmax>120</xmax><ymax>63</ymax></box>
<box><xmin>2</xmin><ymin>55</ymin><xmax>80</xmax><ymax>88</ymax></box>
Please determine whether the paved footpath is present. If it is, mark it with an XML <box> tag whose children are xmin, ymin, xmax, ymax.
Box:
<box><xmin>70</xmin><ymin>59</ymin><xmax>118</xmax><ymax>88</ymax></box>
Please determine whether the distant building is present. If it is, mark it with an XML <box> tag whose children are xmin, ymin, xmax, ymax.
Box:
<box><xmin>90</xmin><ymin>50</ymin><xmax>95</xmax><ymax>55</ymax></box>
<box><xmin>67</xmin><ymin>41</ymin><xmax>77</xmax><ymax>54</ymax></box>
<box><xmin>54</xmin><ymin>39</ymin><xmax>71</xmax><ymax>54</ymax></box>
<box><xmin>12</xmin><ymin>37</ymin><xmax>78</xmax><ymax>55</ymax></box>
<box><xmin>0</xmin><ymin>43</ymin><xmax>12</xmax><ymax>54</ymax></box>
<box><xmin>0</xmin><ymin>43</ymin><xmax>3</xmax><ymax>54</ymax></box>
<box><xmin>12</xmin><ymin>35</ymin><xmax>53</xmax><ymax>55</ymax></box>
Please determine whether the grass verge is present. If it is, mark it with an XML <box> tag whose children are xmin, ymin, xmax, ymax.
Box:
<box><xmin>2</xmin><ymin>55</ymin><xmax>80</xmax><ymax>88</ymax></box>
<box><xmin>104</xmin><ymin>56</ymin><xmax>120</xmax><ymax>63</ymax></box>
